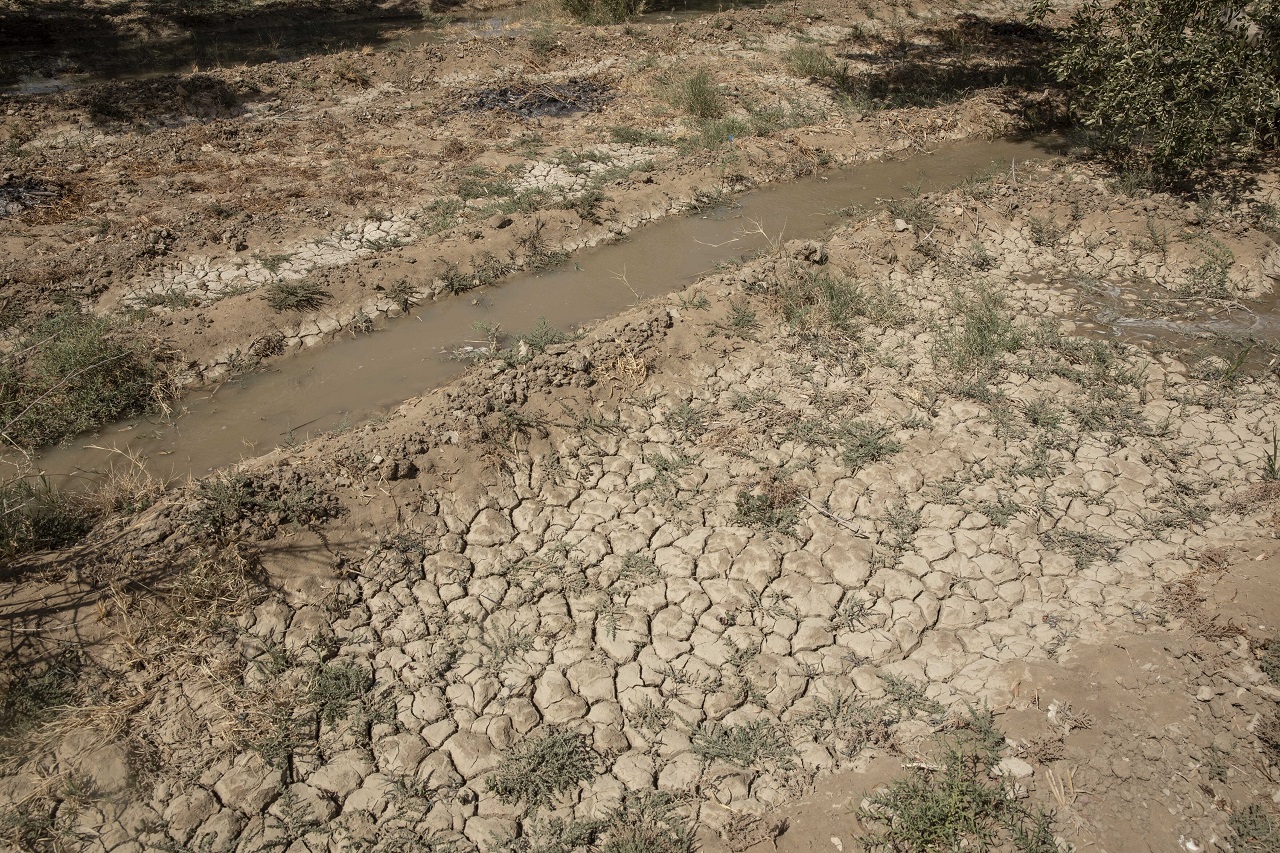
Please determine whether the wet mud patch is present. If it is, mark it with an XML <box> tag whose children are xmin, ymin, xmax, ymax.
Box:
<box><xmin>461</xmin><ymin>77</ymin><xmax>615</xmax><ymax>119</ymax></box>
<box><xmin>0</xmin><ymin>176</ymin><xmax>62</xmax><ymax>219</ymax></box>
<box><xmin>1064</xmin><ymin>274</ymin><xmax>1280</xmax><ymax>371</ymax></box>
<box><xmin>71</xmin><ymin>73</ymin><xmax>258</xmax><ymax>126</ymax></box>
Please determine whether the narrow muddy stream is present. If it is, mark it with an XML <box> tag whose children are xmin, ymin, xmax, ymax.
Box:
<box><xmin>24</xmin><ymin>139</ymin><xmax>1054</xmax><ymax>486</ymax></box>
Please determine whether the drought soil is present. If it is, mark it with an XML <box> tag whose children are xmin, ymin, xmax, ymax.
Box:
<box><xmin>2</xmin><ymin>149</ymin><xmax>1280</xmax><ymax>852</ymax></box>
<box><xmin>3</xmin><ymin>1</ymin><xmax>1280</xmax><ymax>852</ymax></box>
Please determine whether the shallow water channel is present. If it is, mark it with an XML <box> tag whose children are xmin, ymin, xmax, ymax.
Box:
<box><xmin>26</xmin><ymin>139</ymin><xmax>1055</xmax><ymax>487</ymax></box>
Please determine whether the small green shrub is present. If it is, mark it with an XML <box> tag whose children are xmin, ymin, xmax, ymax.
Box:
<box><xmin>1049</xmin><ymin>0</ymin><xmax>1280</xmax><ymax>181</ymax></box>
<box><xmin>668</xmin><ymin>69</ymin><xmax>726</xmax><ymax>119</ymax></box>
<box><xmin>0</xmin><ymin>478</ymin><xmax>96</xmax><ymax>563</ymax></box>
<box><xmin>264</xmin><ymin>279</ymin><xmax>330</xmax><ymax>312</ymax></box>
<box><xmin>560</xmin><ymin>0</ymin><xmax>645</xmax><ymax>24</ymax></box>
<box><xmin>0</xmin><ymin>311</ymin><xmax>166</xmax><ymax>448</ymax></box>
<box><xmin>690</xmin><ymin>719</ymin><xmax>797</xmax><ymax>769</ymax></box>
<box><xmin>1230</xmin><ymin>803</ymin><xmax>1280</xmax><ymax>853</ymax></box>
<box><xmin>487</xmin><ymin>727</ymin><xmax>595</xmax><ymax>811</ymax></box>
<box><xmin>859</xmin><ymin>708</ymin><xmax>1060</xmax><ymax>853</ymax></box>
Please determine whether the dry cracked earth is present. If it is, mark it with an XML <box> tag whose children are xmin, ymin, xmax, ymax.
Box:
<box><xmin>3</xmin><ymin>153</ymin><xmax>1280</xmax><ymax>853</ymax></box>
<box><xmin>3</xmin><ymin>2</ymin><xmax>1280</xmax><ymax>853</ymax></box>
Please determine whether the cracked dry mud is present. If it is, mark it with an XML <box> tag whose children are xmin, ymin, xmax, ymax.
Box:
<box><xmin>3</xmin><ymin>151</ymin><xmax>1279</xmax><ymax>853</ymax></box>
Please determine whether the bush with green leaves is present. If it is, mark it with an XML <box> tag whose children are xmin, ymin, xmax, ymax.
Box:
<box><xmin>560</xmin><ymin>0</ymin><xmax>645</xmax><ymax>24</ymax></box>
<box><xmin>1048</xmin><ymin>0</ymin><xmax>1280</xmax><ymax>181</ymax></box>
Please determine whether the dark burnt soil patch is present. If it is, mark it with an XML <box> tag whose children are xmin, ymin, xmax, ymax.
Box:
<box><xmin>0</xmin><ymin>175</ymin><xmax>62</xmax><ymax>219</ymax></box>
<box><xmin>462</xmin><ymin>78</ymin><xmax>617</xmax><ymax>119</ymax></box>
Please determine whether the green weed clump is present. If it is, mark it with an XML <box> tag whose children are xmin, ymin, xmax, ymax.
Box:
<box><xmin>488</xmin><ymin>727</ymin><xmax>595</xmax><ymax>811</ymax></box>
<box><xmin>264</xmin><ymin>279</ymin><xmax>330</xmax><ymax>312</ymax></box>
<box><xmin>0</xmin><ymin>311</ymin><xmax>167</xmax><ymax>449</ymax></box>
<box><xmin>784</xmin><ymin>44</ymin><xmax>844</xmax><ymax>80</ymax></box>
<box><xmin>859</xmin><ymin>708</ymin><xmax>1060</xmax><ymax>853</ymax></box>
<box><xmin>0</xmin><ymin>652</ymin><xmax>81</xmax><ymax>744</ymax></box>
<box><xmin>560</xmin><ymin>0</ymin><xmax>645</xmax><ymax>24</ymax></box>
<box><xmin>934</xmin><ymin>286</ymin><xmax>1024</xmax><ymax>374</ymax></box>
<box><xmin>667</xmin><ymin>69</ymin><xmax>726</xmax><ymax>119</ymax></box>
<box><xmin>0</xmin><ymin>478</ymin><xmax>96</xmax><ymax>565</ymax></box>
<box><xmin>691</xmin><ymin>719</ymin><xmax>798</xmax><ymax>769</ymax></box>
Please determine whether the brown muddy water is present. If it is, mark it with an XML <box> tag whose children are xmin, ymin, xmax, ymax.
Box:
<box><xmin>22</xmin><ymin>139</ymin><xmax>1057</xmax><ymax>487</ymax></box>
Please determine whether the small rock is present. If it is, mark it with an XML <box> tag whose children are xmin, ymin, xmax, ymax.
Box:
<box><xmin>996</xmin><ymin>756</ymin><xmax>1034</xmax><ymax>779</ymax></box>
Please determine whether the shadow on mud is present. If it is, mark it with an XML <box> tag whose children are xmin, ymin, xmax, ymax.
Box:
<box><xmin>0</xmin><ymin>0</ymin><xmax>442</xmax><ymax>86</ymax></box>
<box><xmin>836</xmin><ymin>13</ymin><xmax>1060</xmax><ymax>116</ymax></box>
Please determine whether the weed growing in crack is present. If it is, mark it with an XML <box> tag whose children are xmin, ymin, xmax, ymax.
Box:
<box><xmin>487</xmin><ymin>727</ymin><xmax>595</xmax><ymax>812</ymax></box>
<box><xmin>481</xmin><ymin>624</ymin><xmax>537</xmax><ymax>675</ymax></box>
<box><xmin>1262</xmin><ymin>429</ymin><xmax>1280</xmax><ymax>481</ymax></box>
<box><xmin>796</xmin><ymin>691</ymin><xmax>890</xmax><ymax>759</ymax></box>
<box><xmin>880</xmin><ymin>674</ymin><xmax>944</xmax><ymax>721</ymax></box>
<box><xmin>859</xmin><ymin>707</ymin><xmax>1060</xmax><ymax>853</ymax></box>
<box><xmin>264</xmin><ymin>279</ymin><xmax>329</xmax><ymax>312</ymax></box>
<box><xmin>626</xmin><ymin>697</ymin><xmax>674</xmax><ymax>734</ymax></box>
<box><xmin>1041</xmin><ymin>528</ymin><xmax>1119</xmax><ymax>569</ymax></box>
<box><xmin>1027</xmin><ymin>215</ymin><xmax>1064</xmax><ymax>247</ymax></box>
<box><xmin>638</xmin><ymin>451</ymin><xmax>697</xmax><ymax>506</ymax></box>
<box><xmin>934</xmin><ymin>285</ymin><xmax>1024</xmax><ymax>374</ymax></box>
<box><xmin>832</xmin><ymin>596</ymin><xmax>872</xmax><ymax>631</ymax></box>
<box><xmin>308</xmin><ymin>661</ymin><xmax>371</xmax><ymax>726</ymax></box>
<box><xmin>691</xmin><ymin>719</ymin><xmax>797</xmax><ymax>769</ymax></box>
<box><xmin>734</xmin><ymin>475</ymin><xmax>802</xmax><ymax>534</ymax></box>
<box><xmin>836</xmin><ymin>420</ymin><xmax>903</xmax><ymax>470</ymax></box>
<box><xmin>664</xmin><ymin>402</ymin><xmax>708</xmax><ymax>441</ymax></box>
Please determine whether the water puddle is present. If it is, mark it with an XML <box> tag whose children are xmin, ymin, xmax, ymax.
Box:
<box><xmin>1067</xmin><ymin>277</ymin><xmax>1280</xmax><ymax>369</ymax></box>
<box><xmin>19</xmin><ymin>139</ymin><xmax>1054</xmax><ymax>487</ymax></box>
